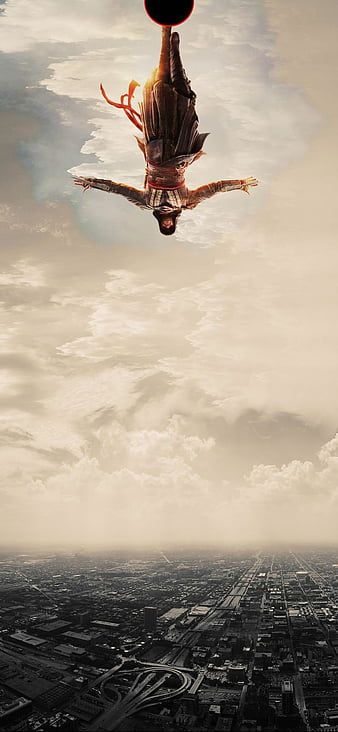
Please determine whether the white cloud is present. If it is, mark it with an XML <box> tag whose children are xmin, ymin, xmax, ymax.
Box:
<box><xmin>0</xmin><ymin>0</ymin><xmax>337</xmax><ymax>548</ymax></box>
<box><xmin>46</xmin><ymin>366</ymin><xmax>151</xmax><ymax>421</ymax></box>
<box><xmin>0</xmin><ymin>0</ymin><xmax>145</xmax><ymax>52</ymax></box>
<box><xmin>0</xmin><ymin>260</ymin><xmax>45</xmax><ymax>288</ymax></box>
<box><xmin>1</xmin><ymin>413</ymin><xmax>337</xmax><ymax>546</ymax></box>
<box><xmin>244</xmin><ymin>436</ymin><xmax>338</xmax><ymax>543</ymax></box>
<box><xmin>0</xmin><ymin>414</ymin><xmax>216</xmax><ymax>545</ymax></box>
<box><xmin>0</xmin><ymin>203</ymin><xmax>13</xmax><ymax>223</ymax></box>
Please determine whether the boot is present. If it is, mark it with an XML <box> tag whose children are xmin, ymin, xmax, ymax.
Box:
<box><xmin>156</xmin><ymin>26</ymin><xmax>172</xmax><ymax>83</ymax></box>
<box><xmin>170</xmin><ymin>32</ymin><xmax>195</xmax><ymax>99</ymax></box>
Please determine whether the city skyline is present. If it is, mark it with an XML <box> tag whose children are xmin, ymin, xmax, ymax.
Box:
<box><xmin>0</xmin><ymin>546</ymin><xmax>337</xmax><ymax>731</ymax></box>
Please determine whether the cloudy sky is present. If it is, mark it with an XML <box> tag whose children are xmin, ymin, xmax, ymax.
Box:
<box><xmin>0</xmin><ymin>0</ymin><xmax>337</xmax><ymax>548</ymax></box>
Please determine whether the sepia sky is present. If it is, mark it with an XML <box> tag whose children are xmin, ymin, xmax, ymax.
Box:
<box><xmin>0</xmin><ymin>0</ymin><xmax>338</xmax><ymax>548</ymax></box>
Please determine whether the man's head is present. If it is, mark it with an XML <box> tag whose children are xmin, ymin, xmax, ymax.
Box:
<box><xmin>153</xmin><ymin>208</ymin><xmax>182</xmax><ymax>236</ymax></box>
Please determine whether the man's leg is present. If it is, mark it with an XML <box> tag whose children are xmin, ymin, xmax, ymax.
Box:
<box><xmin>170</xmin><ymin>32</ymin><xmax>196</xmax><ymax>100</ymax></box>
<box><xmin>156</xmin><ymin>26</ymin><xmax>172</xmax><ymax>83</ymax></box>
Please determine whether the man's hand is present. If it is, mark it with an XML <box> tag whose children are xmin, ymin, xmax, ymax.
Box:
<box><xmin>240</xmin><ymin>177</ymin><xmax>259</xmax><ymax>194</ymax></box>
<box><xmin>73</xmin><ymin>176</ymin><xmax>93</xmax><ymax>191</ymax></box>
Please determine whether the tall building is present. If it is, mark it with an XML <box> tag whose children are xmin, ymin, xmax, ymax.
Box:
<box><xmin>143</xmin><ymin>606</ymin><xmax>157</xmax><ymax>633</ymax></box>
<box><xmin>79</xmin><ymin>611</ymin><xmax>91</xmax><ymax>628</ymax></box>
<box><xmin>281</xmin><ymin>680</ymin><xmax>294</xmax><ymax>716</ymax></box>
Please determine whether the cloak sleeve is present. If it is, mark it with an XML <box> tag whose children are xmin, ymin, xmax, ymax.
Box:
<box><xmin>73</xmin><ymin>177</ymin><xmax>147</xmax><ymax>209</ymax></box>
<box><xmin>186</xmin><ymin>180</ymin><xmax>244</xmax><ymax>209</ymax></box>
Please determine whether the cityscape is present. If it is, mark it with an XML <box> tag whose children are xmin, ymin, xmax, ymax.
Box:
<box><xmin>0</xmin><ymin>548</ymin><xmax>337</xmax><ymax>731</ymax></box>
<box><xmin>1</xmin><ymin>2</ymin><xmax>338</xmax><ymax>732</ymax></box>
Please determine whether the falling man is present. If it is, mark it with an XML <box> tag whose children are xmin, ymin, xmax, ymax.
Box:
<box><xmin>74</xmin><ymin>26</ymin><xmax>258</xmax><ymax>236</ymax></box>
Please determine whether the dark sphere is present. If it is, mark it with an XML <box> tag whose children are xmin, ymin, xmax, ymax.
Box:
<box><xmin>144</xmin><ymin>0</ymin><xmax>194</xmax><ymax>27</ymax></box>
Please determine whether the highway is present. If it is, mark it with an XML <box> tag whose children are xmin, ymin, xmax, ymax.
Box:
<box><xmin>280</xmin><ymin>566</ymin><xmax>309</xmax><ymax>729</ymax></box>
<box><xmin>291</xmin><ymin>552</ymin><xmax>338</xmax><ymax>662</ymax></box>
<box><xmin>15</xmin><ymin>570</ymin><xmax>59</xmax><ymax>609</ymax></box>
<box><xmin>236</xmin><ymin>555</ymin><xmax>272</xmax><ymax>726</ymax></box>
<box><xmin>85</xmin><ymin>556</ymin><xmax>264</xmax><ymax>730</ymax></box>
<box><xmin>291</xmin><ymin>551</ymin><xmax>336</xmax><ymax>606</ymax></box>
<box><xmin>88</xmin><ymin>660</ymin><xmax>191</xmax><ymax>731</ymax></box>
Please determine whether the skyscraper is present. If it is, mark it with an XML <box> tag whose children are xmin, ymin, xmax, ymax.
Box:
<box><xmin>281</xmin><ymin>680</ymin><xmax>294</xmax><ymax>716</ymax></box>
<box><xmin>143</xmin><ymin>606</ymin><xmax>157</xmax><ymax>633</ymax></box>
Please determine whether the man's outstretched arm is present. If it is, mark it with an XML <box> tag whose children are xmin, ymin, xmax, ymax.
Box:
<box><xmin>187</xmin><ymin>177</ymin><xmax>258</xmax><ymax>209</ymax></box>
<box><xmin>73</xmin><ymin>176</ymin><xmax>147</xmax><ymax>209</ymax></box>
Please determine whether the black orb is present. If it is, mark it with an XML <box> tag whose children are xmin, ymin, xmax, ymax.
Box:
<box><xmin>144</xmin><ymin>0</ymin><xmax>194</xmax><ymax>27</ymax></box>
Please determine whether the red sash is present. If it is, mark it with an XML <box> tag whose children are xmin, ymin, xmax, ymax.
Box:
<box><xmin>100</xmin><ymin>80</ymin><xmax>143</xmax><ymax>132</ymax></box>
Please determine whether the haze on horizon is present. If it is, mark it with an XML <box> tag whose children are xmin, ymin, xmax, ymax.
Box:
<box><xmin>0</xmin><ymin>0</ymin><xmax>338</xmax><ymax>548</ymax></box>
<box><xmin>1</xmin><ymin>540</ymin><xmax>337</xmax><ymax>555</ymax></box>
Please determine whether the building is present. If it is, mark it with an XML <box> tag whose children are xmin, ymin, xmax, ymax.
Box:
<box><xmin>36</xmin><ymin>620</ymin><xmax>71</xmax><ymax>636</ymax></box>
<box><xmin>54</xmin><ymin>643</ymin><xmax>87</xmax><ymax>659</ymax></box>
<box><xmin>143</xmin><ymin>607</ymin><xmax>157</xmax><ymax>633</ymax></box>
<box><xmin>92</xmin><ymin>620</ymin><xmax>120</xmax><ymax>630</ymax></box>
<box><xmin>228</xmin><ymin>664</ymin><xmax>247</xmax><ymax>683</ymax></box>
<box><xmin>190</xmin><ymin>605</ymin><xmax>210</xmax><ymax>617</ymax></box>
<box><xmin>78</xmin><ymin>611</ymin><xmax>91</xmax><ymax>628</ymax></box>
<box><xmin>0</xmin><ymin>696</ymin><xmax>32</xmax><ymax>727</ymax></box>
<box><xmin>9</xmin><ymin>631</ymin><xmax>46</xmax><ymax>648</ymax></box>
<box><xmin>159</xmin><ymin>607</ymin><xmax>187</xmax><ymax>623</ymax></box>
<box><xmin>62</xmin><ymin>631</ymin><xmax>97</xmax><ymax>646</ymax></box>
<box><xmin>282</xmin><ymin>680</ymin><xmax>294</xmax><ymax>715</ymax></box>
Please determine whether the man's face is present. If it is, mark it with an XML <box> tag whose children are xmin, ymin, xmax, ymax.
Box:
<box><xmin>153</xmin><ymin>207</ymin><xmax>182</xmax><ymax>235</ymax></box>
<box><xmin>161</xmin><ymin>217</ymin><xmax>174</xmax><ymax>230</ymax></box>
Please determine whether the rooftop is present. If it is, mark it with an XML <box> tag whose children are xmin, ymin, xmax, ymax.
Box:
<box><xmin>9</xmin><ymin>631</ymin><xmax>46</xmax><ymax>647</ymax></box>
<box><xmin>36</xmin><ymin>620</ymin><xmax>71</xmax><ymax>633</ymax></box>
<box><xmin>190</xmin><ymin>605</ymin><xmax>210</xmax><ymax>616</ymax></box>
<box><xmin>160</xmin><ymin>607</ymin><xmax>187</xmax><ymax>621</ymax></box>
<box><xmin>63</xmin><ymin>631</ymin><xmax>94</xmax><ymax>643</ymax></box>
<box><xmin>55</xmin><ymin>644</ymin><xmax>86</xmax><ymax>656</ymax></box>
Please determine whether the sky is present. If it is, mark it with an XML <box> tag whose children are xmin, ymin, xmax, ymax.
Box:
<box><xmin>0</xmin><ymin>0</ymin><xmax>338</xmax><ymax>548</ymax></box>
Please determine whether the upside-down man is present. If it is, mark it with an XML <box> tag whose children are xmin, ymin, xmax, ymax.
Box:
<box><xmin>74</xmin><ymin>26</ymin><xmax>258</xmax><ymax>235</ymax></box>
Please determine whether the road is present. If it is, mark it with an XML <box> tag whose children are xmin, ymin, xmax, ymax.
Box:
<box><xmin>89</xmin><ymin>556</ymin><xmax>264</xmax><ymax>730</ymax></box>
<box><xmin>89</xmin><ymin>661</ymin><xmax>191</xmax><ymax>731</ymax></box>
